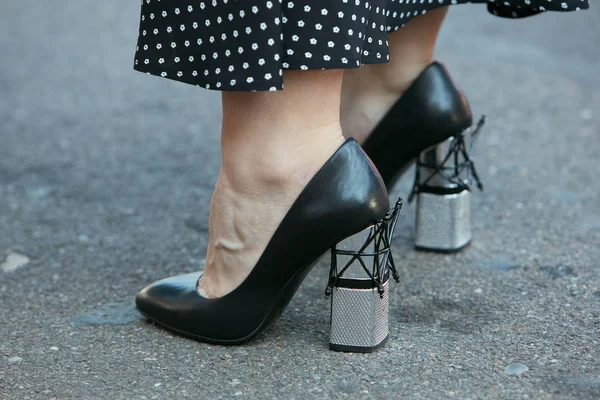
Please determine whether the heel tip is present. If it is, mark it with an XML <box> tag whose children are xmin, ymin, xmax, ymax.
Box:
<box><xmin>329</xmin><ymin>335</ymin><xmax>389</xmax><ymax>353</ymax></box>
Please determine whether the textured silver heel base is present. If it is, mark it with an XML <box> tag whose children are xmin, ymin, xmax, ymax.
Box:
<box><xmin>415</xmin><ymin>189</ymin><xmax>472</xmax><ymax>252</ymax></box>
<box><xmin>329</xmin><ymin>280</ymin><xmax>389</xmax><ymax>353</ymax></box>
<box><xmin>412</xmin><ymin>117</ymin><xmax>484</xmax><ymax>253</ymax></box>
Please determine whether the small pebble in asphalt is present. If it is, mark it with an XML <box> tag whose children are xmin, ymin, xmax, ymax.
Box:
<box><xmin>8</xmin><ymin>356</ymin><xmax>23</xmax><ymax>364</ymax></box>
<box><xmin>50</xmin><ymin>346</ymin><xmax>59</xmax><ymax>351</ymax></box>
<box><xmin>579</xmin><ymin>109</ymin><xmax>592</xmax><ymax>120</ymax></box>
<box><xmin>1</xmin><ymin>251</ymin><xmax>30</xmax><ymax>272</ymax></box>
<box><xmin>505</xmin><ymin>363</ymin><xmax>529</xmax><ymax>376</ymax></box>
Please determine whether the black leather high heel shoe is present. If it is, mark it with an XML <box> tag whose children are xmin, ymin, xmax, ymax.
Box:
<box><xmin>363</xmin><ymin>62</ymin><xmax>485</xmax><ymax>252</ymax></box>
<box><xmin>136</xmin><ymin>139</ymin><xmax>403</xmax><ymax>352</ymax></box>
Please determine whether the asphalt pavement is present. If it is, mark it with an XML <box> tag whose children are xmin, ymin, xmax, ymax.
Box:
<box><xmin>1</xmin><ymin>2</ymin><xmax>599</xmax><ymax>399</ymax></box>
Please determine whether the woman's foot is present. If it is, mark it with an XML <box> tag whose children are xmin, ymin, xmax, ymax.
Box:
<box><xmin>198</xmin><ymin>126</ymin><xmax>344</xmax><ymax>298</ymax></box>
<box><xmin>197</xmin><ymin>69</ymin><xmax>346</xmax><ymax>298</ymax></box>
<box><xmin>135</xmin><ymin>138</ymin><xmax>392</xmax><ymax>345</ymax></box>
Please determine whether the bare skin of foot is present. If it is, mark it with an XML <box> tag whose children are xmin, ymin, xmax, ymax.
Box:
<box><xmin>197</xmin><ymin>70</ymin><xmax>345</xmax><ymax>298</ymax></box>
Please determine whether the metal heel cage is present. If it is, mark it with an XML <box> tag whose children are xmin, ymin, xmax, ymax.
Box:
<box><xmin>409</xmin><ymin>116</ymin><xmax>486</xmax><ymax>203</ymax></box>
<box><xmin>325</xmin><ymin>198</ymin><xmax>403</xmax><ymax>298</ymax></box>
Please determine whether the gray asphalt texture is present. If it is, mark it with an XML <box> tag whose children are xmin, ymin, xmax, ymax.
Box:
<box><xmin>1</xmin><ymin>2</ymin><xmax>599</xmax><ymax>399</ymax></box>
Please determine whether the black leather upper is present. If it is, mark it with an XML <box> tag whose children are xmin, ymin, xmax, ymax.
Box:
<box><xmin>136</xmin><ymin>139</ymin><xmax>389</xmax><ymax>343</ymax></box>
<box><xmin>362</xmin><ymin>61</ymin><xmax>473</xmax><ymax>187</ymax></box>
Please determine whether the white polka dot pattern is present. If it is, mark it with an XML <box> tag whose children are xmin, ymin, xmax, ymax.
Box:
<box><xmin>133</xmin><ymin>0</ymin><xmax>589</xmax><ymax>91</ymax></box>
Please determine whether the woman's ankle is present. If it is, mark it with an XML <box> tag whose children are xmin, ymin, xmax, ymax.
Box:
<box><xmin>220</xmin><ymin>124</ymin><xmax>345</xmax><ymax>196</ymax></box>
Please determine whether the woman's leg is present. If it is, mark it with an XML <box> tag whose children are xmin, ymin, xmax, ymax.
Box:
<box><xmin>198</xmin><ymin>69</ymin><xmax>345</xmax><ymax>298</ymax></box>
<box><xmin>341</xmin><ymin>7</ymin><xmax>449</xmax><ymax>144</ymax></box>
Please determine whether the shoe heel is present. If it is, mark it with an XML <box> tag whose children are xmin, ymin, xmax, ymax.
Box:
<box><xmin>415</xmin><ymin>186</ymin><xmax>472</xmax><ymax>252</ymax></box>
<box><xmin>412</xmin><ymin>117</ymin><xmax>485</xmax><ymax>253</ymax></box>
<box><xmin>326</xmin><ymin>200</ymin><xmax>402</xmax><ymax>353</ymax></box>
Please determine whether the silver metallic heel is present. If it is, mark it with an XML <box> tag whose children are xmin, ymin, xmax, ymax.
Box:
<box><xmin>411</xmin><ymin>117</ymin><xmax>485</xmax><ymax>252</ymax></box>
<box><xmin>326</xmin><ymin>199</ymin><xmax>402</xmax><ymax>353</ymax></box>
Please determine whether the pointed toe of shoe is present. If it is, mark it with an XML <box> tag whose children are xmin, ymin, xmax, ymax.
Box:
<box><xmin>135</xmin><ymin>271</ymin><xmax>268</xmax><ymax>343</ymax></box>
<box><xmin>135</xmin><ymin>272</ymin><xmax>203</xmax><ymax>328</ymax></box>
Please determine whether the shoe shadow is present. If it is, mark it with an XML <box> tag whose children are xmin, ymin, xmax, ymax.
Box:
<box><xmin>390</xmin><ymin>294</ymin><xmax>501</xmax><ymax>335</ymax></box>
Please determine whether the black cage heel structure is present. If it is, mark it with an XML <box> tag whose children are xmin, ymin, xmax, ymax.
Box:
<box><xmin>326</xmin><ymin>199</ymin><xmax>402</xmax><ymax>353</ymax></box>
<box><xmin>135</xmin><ymin>139</ymin><xmax>395</xmax><ymax>347</ymax></box>
<box><xmin>411</xmin><ymin>117</ymin><xmax>485</xmax><ymax>252</ymax></box>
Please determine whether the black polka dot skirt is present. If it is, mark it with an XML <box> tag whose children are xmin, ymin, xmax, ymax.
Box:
<box><xmin>133</xmin><ymin>0</ymin><xmax>589</xmax><ymax>91</ymax></box>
